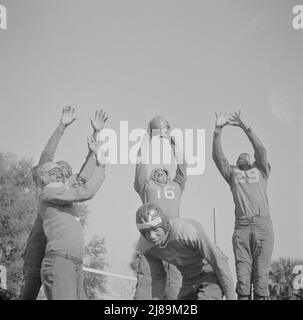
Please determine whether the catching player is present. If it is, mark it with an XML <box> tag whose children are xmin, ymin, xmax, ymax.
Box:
<box><xmin>212</xmin><ymin>110</ymin><xmax>274</xmax><ymax>300</ymax></box>
<box><xmin>133</xmin><ymin>116</ymin><xmax>187</xmax><ymax>300</ymax></box>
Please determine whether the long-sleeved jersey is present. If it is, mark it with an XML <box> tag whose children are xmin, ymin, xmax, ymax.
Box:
<box><xmin>40</xmin><ymin>162</ymin><xmax>105</xmax><ymax>259</ymax></box>
<box><xmin>212</xmin><ymin>127</ymin><xmax>271</xmax><ymax>219</ymax></box>
<box><xmin>138</xmin><ymin>218</ymin><xmax>235</xmax><ymax>300</ymax></box>
<box><xmin>23</xmin><ymin>124</ymin><xmax>67</xmax><ymax>271</ymax></box>
<box><xmin>134</xmin><ymin>134</ymin><xmax>187</xmax><ymax>220</ymax></box>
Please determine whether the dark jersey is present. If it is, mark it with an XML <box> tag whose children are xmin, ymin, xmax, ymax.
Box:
<box><xmin>138</xmin><ymin>218</ymin><xmax>236</xmax><ymax>300</ymax></box>
<box><xmin>134</xmin><ymin>134</ymin><xmax>187</xmax><ymax>220</ymax></box>
<box><xmin>40</xmin><ymin>164</ymin><xmax>105</xmax><ymax>259</ymax></box>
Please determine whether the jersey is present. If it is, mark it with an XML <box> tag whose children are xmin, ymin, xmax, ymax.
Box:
<box><xmin>134</xmin><ymin>134</ymin><xmax>187</xmax><ymax>220</ymax></box>
<box><xmin>213</xmin><ymin>126</ymin><xmax>271</xmax><ymax>219</ymax></box>
<box><xmin>138</xmin><ymin>218</ymin><xmax>235</xmax><ymax>300</ymax></box>
<box><xmin>40</xmin><ymin>165</ymin><xmax>105</xmax><ymax>259</ymax></box>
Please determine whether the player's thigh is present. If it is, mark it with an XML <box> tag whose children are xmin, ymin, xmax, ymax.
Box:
<box><xmin>41</xmin><ymin>256</ymin><xmax>77</xmax><ymax>300</ymax></box>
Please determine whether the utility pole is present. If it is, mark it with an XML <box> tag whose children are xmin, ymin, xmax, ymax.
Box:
<box><xmin>213</xmin><ymin>208</ymin><xmax>217</xmax><ymax>245</ymax></box>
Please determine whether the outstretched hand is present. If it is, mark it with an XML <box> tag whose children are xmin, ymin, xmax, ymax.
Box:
<box><xmin>90</xmin><ymin>110</ymin><xmax>108</xmax><ymax>132</ymax></box>
<box><xmin>229</xmin><ymin>110</ymin><xmax>248</xmax><ymax>130</ymax></box>
<box><xmin>87</xmin><ymin>135</ymin><xmax>108</xmax><ymax>165</ymax></box>
<box><xmin>214</xmin><ymin>111</ymin><xmax>232</xmax><ymax>128</ymax></box>
<box><xmin>228</xmin><ymin>110</ymin><xmax>245</xmax><ymax>127</ymax></box>
<box><xmin>87</xmin><ymin>135</ymin><xmax>102</xmax><ymax>154</ymax></box>
<box><xmin>60</xmin><ymin>106</ymin><xmax>77</xmax><ymax>127</ymax></box>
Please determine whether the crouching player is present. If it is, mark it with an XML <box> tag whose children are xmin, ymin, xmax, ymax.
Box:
<box><xmin>135</xmin><ymin>202</ymin><xmax>236</xmax><ymax>300</ymax></box>
<box><xmin>37</xmin><ymin>136</ymin><xmax>107</xmax><ymax>300</ymax></box>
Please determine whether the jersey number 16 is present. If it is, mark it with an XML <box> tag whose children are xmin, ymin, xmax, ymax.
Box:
<box><xmin>157</xmin><ymin>186</ymin><xmax>176</xmax><ymax>199</ymax></box>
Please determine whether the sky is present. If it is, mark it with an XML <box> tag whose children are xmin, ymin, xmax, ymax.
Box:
<box><xmin>0</xmin><ymin>0</ymin><xmax>303</xmax><ymax>285</ymax></box>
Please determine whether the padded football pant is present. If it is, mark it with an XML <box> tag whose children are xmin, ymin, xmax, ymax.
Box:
<box><xmin>178</xmin><ymin>270</ymin><xmax>223</xmax><ymax>300</ymax></box>
<box><xmin>232</xmin><ymin>215</ymin><xmax>274</xmax><ymax>299</ymax></box>
<box><xmin>41</xmin><ymin>252</ymin><xmax>87</xmax><ymax>300</ymax></box>
<box><xmin>133</xmin><ymin>253</ymin><xmax>182</xmax><ymax>300</ymax></box>
<box><xmin>20</xmin><ymin>214</ymin><xmax>46</xmax><ymax>300</ymax></box>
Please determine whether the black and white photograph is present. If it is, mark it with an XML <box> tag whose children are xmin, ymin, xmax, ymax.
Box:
<box><xmin>0</xmin><ymin>0</ymin><xmax>302</xmax><ymax>305</ymax></box>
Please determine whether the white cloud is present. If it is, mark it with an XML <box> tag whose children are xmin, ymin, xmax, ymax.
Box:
<box><xmin>269</xmin><ymin>92</ymin><xmax>295</xmax><ymax>125</ymax></box>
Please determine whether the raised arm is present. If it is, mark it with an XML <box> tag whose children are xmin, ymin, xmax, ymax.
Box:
<box><xmin>229</xmin><ymin>111</ymin><xmax>270</xmax><ymax>177</ymax></box>
<box><xmin>38</xmin><ymin>106</ymin><xmax>76</xmax><ymax>166</ymax></box>
<box><xmin>171</xmin><ymin>136</ymin><xmax>187</xmax><ymax>192</ymax></box>
<box><xmin>134</xmin><ymin>133</ymin><xmax>150</xmax><ymax>196</ymax></box>
<box><xmin>77</xmin><ymin>110</ymin><xmax>109</xmax><ymax>182</ymax></box>
<box><xmin>189</xmin><ymin>220</ymin><xmax>236</xmax><ymax>300</ymax></box>
<box><xmin>212</xmin><ymin>112</ymin><xmax>232</xmax><ymax>183</ymax></box>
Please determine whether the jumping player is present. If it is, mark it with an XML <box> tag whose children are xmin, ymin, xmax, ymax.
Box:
<box><xmin>212</xmin><ymin>110</ymin><xmax>274</xmax><ymax>300</ymax></box>
<box><xmin>135</xmin><ymin>202</ymin><xmax>236</xmax><ymax>300</ymax></box>
<box><xmin>38</xmin><ymin>127</ymin><xmax>107</xmax><ymax>300</ymax></box>
<box><xmin>20</xmin><ymin>106</ymin><xmax>76</xmax><ymax>299</ymax></box>
<box><xmin>20</xmin><ymin>108</ymin><xmax>107</xmax><ymax>299</ymax></box>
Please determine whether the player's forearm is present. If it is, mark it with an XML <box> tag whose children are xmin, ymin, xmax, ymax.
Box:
<box><xmin>38</xmin><ymin>123</ymin><xmax>66</xmax><ymax>166</ymax></box>
<box><xmin>212</xmin><ymin>129</ymin><xmax>231</xmax><ymax>180</ymax></box>
<box><xmin>77</xmin><ymin>150</ymin><xmax>97</xmax><ymax>182</ymax></box>
<box><xmin>134</xmin><ymin>134</ymin><xmax>150</xmax><ymax>192</ymax></box>
<box><xmin>241</xmin><ymin>123</ymin><xmax>265</xmax><ymax>150</ymax></box>
<box><xmin>137</xmin><ymin>133</ymin><xmax>150</xmax><ymax>164</ymax></box>
<box><xmin>174</xmin><ymin>164</ymin><xmax>187</xmax><ymax>192</ymax></box>
<box><xmin>134</xmin><ymin>164</ymin><xmax>148</xmax><ymax>195</ymax></box>
<box><xmin>212</xmin><ymin>127</ymin><xmax>224</xmax><ymax>161</ymax></box>
<box><xmin>77</xmin><ymin>165</ymin><xmax>106</xmax><ymax>201</ymax></box>
<box><xmin>241</xmin><ymin>125</ymin><xmax>269</xmax><ymax>170</ymax></box>
<box><xmin>215</xmin><ymin>263</ymin><xmax>236</xmax><ymax>300</ymax></box>
<box><xmin>173</xmin><ymin>137</ymin><xmax>188</xmax><ymax>187</ymax></box>
<box><xmin>206</xmin><ymin>246</ymin><xmax>236</xmax><ymax>299</ymax></box>
<box><xmin>197</xmin><ymin>226</ymin><xmax>236</xmax><ymax>300</ymax></box>
<box><xmin>78</xmin><ymin>127</ymin><xmax>105</xmax><ymax>181</ymax></box>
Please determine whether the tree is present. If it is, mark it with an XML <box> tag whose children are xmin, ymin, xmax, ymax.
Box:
<box><xmin>269</xmin><ymin>257</ymin><xmax>303</xmax><ymax>300</ymax></box>
<box><xmin>0</xmin><ymin>152</ymin><xmax>37</xmax><ymax>298</ymax></box>
<box><xmin>0</xmin><ymin>288</ymin><xmax>17</xmax><ymax>300</ymax></box>
<box><xmin>83</xmin><ymin>235</ymin><xmax>107</xmax><ymax>300</ymax></box>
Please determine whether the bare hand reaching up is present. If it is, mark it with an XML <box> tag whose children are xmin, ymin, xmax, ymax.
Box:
<box><xmin>228</xmin><ymin>110</ymin><xmax>249</xmax><ymax>129</ymax></box>
<box><xmin>228</xmin><ymin>110</ymin><xmax>243</xmax><ymax>126</ymax></box>
<box><xmin>87</xmin><ymin>135</ymin><xmax>108</xmax><ymax>166</ymax></box>
<box><xmin>87</xmin><ymin>135</ymin><xmax>102</xmax><ymax>154</ymax></box>
<box><xmin>90</xmin><ymin>110</ymin><xmax>108</xmax><ymax>132</ymax></box>
<box><xmin>60</xmin><ymin>106</ymin><xmax>77</xmax><ymax>127</ymax></box>
<box><xmin>214</xmin><ymin>111</ymin><xmax>232</xmax><ymax>129</ymax></box>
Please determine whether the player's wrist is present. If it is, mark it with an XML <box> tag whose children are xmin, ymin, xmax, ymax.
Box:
<box><xmin>214</xmin><ymin>126</ymin><xmax>222</xmax><ymax>134</ymax></box>
<box><xmin>58</xmin><ymin>122</ymin><xmax>67</xmax><ymax>130</ymax></box>
<box><xmin>240</xmin><ymin>122</ymin><xmax>249</xmax><ymax>131</ymax></box>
